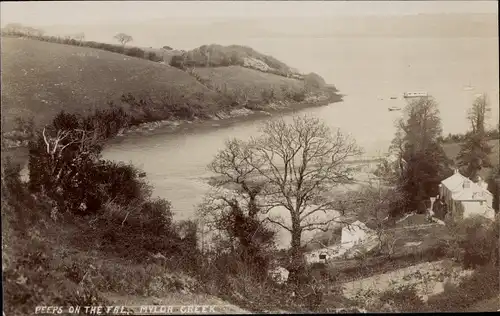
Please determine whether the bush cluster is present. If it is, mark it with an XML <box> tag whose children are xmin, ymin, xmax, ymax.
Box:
<box><xmin>439</xmin><ymin>127</ymin><xmax>499</xmax><ymax>143</ymax></box>
<box><xmin>447</xmin><ymin>216</ymin><xmax>499</xmax><ymax>269</ymax></box>
<box><xmin>425</xmin><ymin>265</ymin><xmax>499</xmax><ymax>312</ymax></box>
<box><xmin>2</xmin><ymin>106</ymin><xmax>206</xmax><ymax>314</ymax></box>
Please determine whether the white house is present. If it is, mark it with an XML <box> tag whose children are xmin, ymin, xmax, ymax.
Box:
<box><xmin>305</xmin><ymin>220</ymin><xmax>376</xmax><ymax>264</ymax></box>
<box><xmin>438</xmin><ymin>170</ymin><xmax>495</xmax><ymax>220</ymax></box>
<box><xmin>341</xmin><ymin>220</ymin><xmax>375</xmax><ymax>248</ymax></box>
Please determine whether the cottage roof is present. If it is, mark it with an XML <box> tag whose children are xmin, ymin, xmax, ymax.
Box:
<box><xmin>343</xmin><ymin>220</ymin><xmax>376</xmax><ymax>232</ymax></box>
<box><xmin>441</xmin><ymin>170</ymin><xmax>492</xmax><ymax>201</ymax></box>
<box><xmin>441</xmin><ymin>171</ymin><xmax>468</xmax><ymax>192</ymax></box>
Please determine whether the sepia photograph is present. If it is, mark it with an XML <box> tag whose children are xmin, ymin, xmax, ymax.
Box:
<box><xmin>1</xmin><ymin>0</ymin><xmax>499</xmax><ymax>314</ymax></box>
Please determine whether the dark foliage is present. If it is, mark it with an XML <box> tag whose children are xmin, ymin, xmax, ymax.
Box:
<box><xmin>169</xmin><ymin>55</ymin><xmax>185</xmax><ymax>69</ymax></box>
<box><xmin>379</xmin><ymin>284</ymin><xmax>425</xmax><ymax>312</ymax></box>
<box><xmin>395</xmin><ymin>143</ymin><xmax>452</xmax><ymax>216</ymax></box>
<box><xmin>440</xmin><ymin>127</ymin><xmax>499</xmax><ymax>144</ymax></box>
<box><xmin>426</xmin><ymin>265</ymin><xmax>499</xmax><ymax>312</ymax></box>
<box><xmin>214</xmin><ymin>200</ymin><xmax>276</xmax><ymax>278</ymax></box>
<box><xmin>27</xmin><ymin>108</ymin><xmax>132</xmax><ymax>214</ymax></box>
<box><xmin>486</xmin><ymin>166</ymin><xmax>500</xmax><ymax>212</ymax></box>
<box><xmin>457</xmin><ymin>132</ymin><xmax>493</xmax><ymax>181</ymax></box>
<box><xmin>450</xmin><ymin>217</ymin><xmax>499</xmax><ymax>269</ymax></box>
<box><xmin>119</xmin><ymin>93</ymin><xmax>212</xmax><ymax>124</ymax></box>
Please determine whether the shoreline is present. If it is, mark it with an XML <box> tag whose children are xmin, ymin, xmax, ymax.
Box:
<box><xmin>3</xmin><ymin>93</ymin><xmax>343</xmax><ymax>167</ymax></box>
<box><xmin>105</xmin><ymin>94</ymin><xmax>343</xmax><ymax>145</ymax></box>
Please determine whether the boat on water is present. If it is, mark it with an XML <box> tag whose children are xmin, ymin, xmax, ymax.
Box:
<box><xmin>388</xmin><ymin>107</ymin><xmax>401</xmax><ymax>111</ymax></box>
<box><xmin>463</xmin><ymin>81</ymin><xmax>475</xmax><ymax>91</ymax></box>
<box><xmin>390</xmin><ymin>96</ymin><xmax>398</xmax><ymax>100</ymax></box>
<box><xmin>403</xmin><ymin>92</ymin><xmax>428</xmax><ymax>99</ymax></box>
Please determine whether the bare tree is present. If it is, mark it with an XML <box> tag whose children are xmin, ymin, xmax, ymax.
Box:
<box><xmin>113</xmin><ymin>33</ymin><xmax>133</xmax><ymax>47</ymax></box>
<box><xmin>457</xmin><ymin>94</ymin><xmax>493</xmax><ymax>180</ymax></box>
<box><xmin>467</xmin><ymin>94</ymin><xmax>491</xmax><ymax>134</ymax></box>
<box><xmin>203</xmin><ymin>115</ymin><xmax>361</xmax><ymax>283</ymax></box>
<box><xmin>389</xmin><ymin>127</ymin><xmax>406</xmax><ymax>177</ymax></box>
<box><xmin>40</xmin><ymin>126</ymin><xmax>101</xmax><ymax>186</ymax></box>
<box><xmin>198</xmin><ymin>138</ymin><xmax>275</xmax><ymax>267</ymax></box>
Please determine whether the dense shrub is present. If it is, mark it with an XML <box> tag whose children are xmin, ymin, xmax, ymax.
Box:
<box><xmin>27</xmin><ymin>109</ymin><xmax>133</xmax><ymax>214</ymax></box>
<box><xmin>440</xmin><ymin>127</ymin><xmax>499</xmax><ymax>144</ymax></box>
<box><xmin>120</xmin><ymin>92</ymin><xmax>212</xmax><ymax>124</ymax></box>
<box><xmin>486</xmin><ymin>166</ymin><xmax>500</xmax><ymax>213</ymax></box>
<box><xmin>169</xmin><ymin>55</ymin><xmax>185</xmax><ymax>69</ymax></box>
<box><xmin>2</xmin><ymin>236</ymin><xmax>109</xmax><ymax>316</ymax></box>
<box><xmin>304</xmin><ymin>72</ymin><xmax>326</xmax><ymax>89</ymax></box>
<box><xmin>124</xmin><ymin>47</ymin><xmax>145</xmax><ymax>58</ymax></box>
<box><xmin>377</xmin><ymin>284</ymin><xmax>425</xmax><ymax>312</ymax></box>
<box><xmin>447</xmin><ymin>216</ymin><xmax>499</xmax><ymax>269</ymax></box>
<box><xmin>425</xmin><ymin>265</ymin><xmax>499</xmax><ymax>312</ymax></box>
<box><xmin>80</xmin><ymin>198</ymin><xmax>183</xmax><ymax>259</ymax></box>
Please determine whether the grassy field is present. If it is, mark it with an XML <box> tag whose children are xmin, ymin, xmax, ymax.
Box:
<box><xmin>0</xmin><ymin>37</ymin><xmax>220</xmax><ymax>130</ymax></box>
<box><xmin>442</xmin><ymin>139</ymin><xmax>499</xmax><ymax>179</ymax></box>
<box><xmin>1</xmin><ymin>37</ymin><xmax>320</xmax><ymax>132</ymax></box>
<box><xmin>195</xmin><ymin>66</ymin><xmax>306</xmax><ymax>100</ymax></box>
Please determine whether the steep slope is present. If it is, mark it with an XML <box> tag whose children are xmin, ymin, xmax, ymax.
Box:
<box><xmin>2</xmin><ymin>36</ymin><xmax>342</xmax><ymax>140</ymax></box>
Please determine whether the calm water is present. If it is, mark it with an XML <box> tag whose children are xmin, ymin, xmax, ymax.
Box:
<box><xmin>102</xmin><ymin>37</ymin><xmax>499</xmax><ymax>247</ymax></box>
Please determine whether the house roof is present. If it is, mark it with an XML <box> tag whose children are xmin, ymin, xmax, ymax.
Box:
<box><xmin>441</xmin><ymin>170</ymin><xmax>492</xmax><ymax>201</ymax></box>
<box><xmin>343</xmin><ymin>220</ymin><xmax>376</xmax><ymax>232</ymax></box>
<box><xmin>441</xmin><ymin>171</ymin><xmax>468</xmax><ymax>192</ymax></box>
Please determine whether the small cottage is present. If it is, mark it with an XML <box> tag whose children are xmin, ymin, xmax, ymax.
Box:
<box><xmin>304</xmin><ymin>219</ymin><xmax>377</xmax><ymax>264</ymax></box>
<box><xmin>341</xmin><ymin>220</ymin><xmax>376</xmax><ymax>249</ymax></box>
<box><xmin>439</xmin><ymin>170</ymin><xmax>495</xmax><ymax>220</ymax></box>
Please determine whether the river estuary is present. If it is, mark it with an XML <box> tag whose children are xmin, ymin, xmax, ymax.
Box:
<box><xmin>100</xmin><ymin>36</ymin><xmax>498</xmax><ymax>248</ymax></box>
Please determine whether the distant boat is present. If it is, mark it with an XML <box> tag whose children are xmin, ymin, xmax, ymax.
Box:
<box><xmin>463</xmin><ymin>81</ymin><xmax>474</xmax><ymax>91</ymax></box>
<box><xmin>390</xmin><ymin>96</ymin><xmax>398</xmax><ymax>100</ymax></box>
<box><xmin>388</xmin><ymin>107</ymin><xmax>401</xmax><ymax>111</ymax></box>
<box><xmin>403</xmin><ymin>92</ymin><xmax>428</xmax><ymax>99</ymax></box>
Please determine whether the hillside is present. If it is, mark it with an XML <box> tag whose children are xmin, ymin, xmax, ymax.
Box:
<box><xmin>179</xmin><ymin>44</ymin><xmax>301</xmax><ymax>77</ymax></box>
<box><xmin>193</xmin><ymin>66</ymin><xmax>305</xmax><ymax>100</ymax></box>
<box><xmin>0</xmin><ymin>37</ymin><xmax>215</xmax><ymax>131</ymax></box>
<box><xmin>1</xmin><ymin>37</ymin><xmax>339</xmax><ymax>134</ymax></box>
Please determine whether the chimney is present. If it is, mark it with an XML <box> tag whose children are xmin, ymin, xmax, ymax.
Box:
<box><xmin>463</xmin><ymin>179</ymin><xmax>470</xmax><ymax>189</ymax></box>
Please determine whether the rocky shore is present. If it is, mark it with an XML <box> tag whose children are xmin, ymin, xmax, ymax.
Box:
<box><xmin>117</xmin><ymin>91</ymin><xmax>340</xmax><ymax>138</ymax></box>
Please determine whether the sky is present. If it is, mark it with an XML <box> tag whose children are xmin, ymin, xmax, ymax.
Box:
<box><xmin>1</xmin><ymin>1</ymin><xmax>498</xmax><ymax>27</ymax></box>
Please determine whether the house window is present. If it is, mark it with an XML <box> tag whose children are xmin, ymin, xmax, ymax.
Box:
<box><xmin>319</xmin><ymin>254</ymin><xmax>326</xmax><ymax>260</ymax></box>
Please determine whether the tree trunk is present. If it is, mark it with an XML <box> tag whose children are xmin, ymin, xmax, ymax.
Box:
<box><xmin>288</xmin><ymin>220</ymin><xmax>304</xmax><ymax>288</ymax></box>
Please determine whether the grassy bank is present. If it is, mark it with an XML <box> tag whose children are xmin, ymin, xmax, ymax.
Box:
<box><xmin>1</xmin><ymin>37</ymin><xmax>341</xmax><ymax>133</ymax></box>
